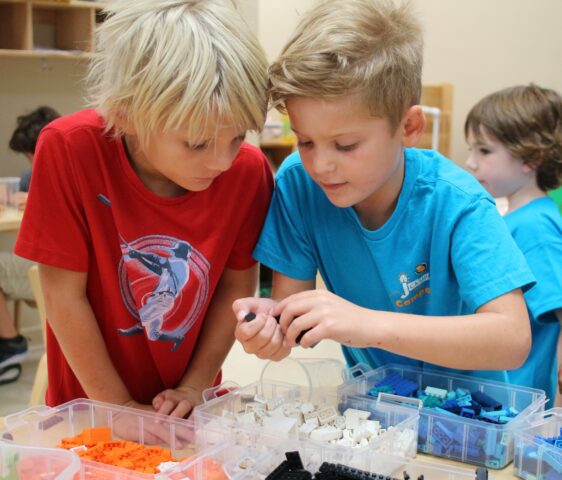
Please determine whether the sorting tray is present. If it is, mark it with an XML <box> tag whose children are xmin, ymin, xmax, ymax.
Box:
<box><xmin>194</xmin><ymin>378</ymin><xmax>420</xmax><ymax>473</ymax></box>
<box><xmin>0</xmin><ymin>398</ymin><xmax>266</xmax><ymax>480</ymax></box>
<box><xmin>513</xmin><ymin>408</ymin><xmax>562</xmax><ymax>480</ymax></box>
<box><xmin>340</xmin><ymin>363</ymin><xmax>546</xmax><ymax>469</ymax></box>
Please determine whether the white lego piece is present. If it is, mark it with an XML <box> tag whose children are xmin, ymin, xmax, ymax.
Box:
<box><xmin>245</xmin><ymin>402</ymin><xmax>265</xmax><ymax>414</ymax></box>
<box><xmin>310</xmin><ymin>425</ymin><xmax>343</xmax><ymax>442</ymax></box>
<box><xmin>343</xmin><ymin>408</ymin><xmax>371</xmax><ymax>420</ymax></box>
<box><xmin>266</xmin><ymin>397</ymin><xmax>283</xmax><ymax>411</ymax></box>
<box><xmin>157</xmin><ymin>461</ymin><xmax>180</xmax><ymax>472</ymax></box>
<box><xmin>254</xmin><ymin>394</ymin><xmax>268</xmax><ymax>404</ymax></box>
<box><xmin>303</xmin><ymin>409</ymin><xmax>320</xmax><ymax>423</ymax></box>
<box><xmin>235</xmin><ymin>412</ymin><xmax>257</xmax><ymax>425</ymax></box>
<box><xmin>299</xmin><ymin>420</ymin><xmax>318</xmax><ymax>436</ymax></box>
<box><xmin>424</xmin><ymin>386</ymin><xmax>448</xmax><ymax>399</ymax></box>
<box><xmin>317</xmin><ymin>406</ymin><xmax>338</xmax><ymax>425</ymax></box>
<box><xmin>345</xmin><ymin>414</ymin><xmax>360</xmax><ymax>431</ymax></box>
<box><xmin>363</xmin><ymin>419</ymin><xmax>380</xmax><ymax>436</ymax></box>
<box><xmin>300</xmin><ymin>402</ymin><xmax>315</xmax><ymax>414</ymax></box>
<box><xmin>262</xmin><ymin>414</ymin><xmax>298</xmax><ymax>434</ymax></box>
<box><xmin>335</xmin><ymin>437</ymin><xmax>355</xmax><ymax>447</ymax></box>
<box><xmin>333</xmin><ymin>415</ymin><xmax>346</xmax><ymax>430</ymax></box>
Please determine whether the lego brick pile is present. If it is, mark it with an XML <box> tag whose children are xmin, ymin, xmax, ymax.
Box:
<box><xmin>367</xmin><ymin>373</ymin><xmax>519</xmax><ymax>424</ymax></box>
<box><xmin>58</xmin><ymin>427</ymin><xmax>181</xmax><ymax>474</ymax></box>
<box><xmin>224</xmin><ymin>393</ymin><xmax>415</xmax><ymax>451</ymax></box>
<box><xmin>264</xmin><ymin>451</ymin><xmax>490</xmax><ymax>480</ymax></box>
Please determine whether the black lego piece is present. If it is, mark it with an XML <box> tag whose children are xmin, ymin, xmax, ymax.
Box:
<box><xmin>286</xmin><ymin>451</ymin><xmax>305</xmax><ymax>470</ymax></box>
<box><xmin>475</xmin><ymin>467</ymin><xmax>488</xmax><ymax>480</ymax></box>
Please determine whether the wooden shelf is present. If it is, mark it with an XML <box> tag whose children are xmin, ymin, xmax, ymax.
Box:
<box><xmin>420</xmin><ymin>83</ymin><xmax>453</xmax><ymax>157</ymax></box>
<box><xmin>0</xmin><ymin>48</ymin><xmax>93</xmax><ymax>59</ymax></box>
<box><xmin>0</xmin><ymin>0</ymin><xmax>104</xmax><ymax>56</ymax></box>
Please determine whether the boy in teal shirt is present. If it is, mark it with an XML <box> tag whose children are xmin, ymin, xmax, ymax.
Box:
<box><xmin>233</xmin><ymin>0</ymin><xmax>534</xmax><ymax>381</ymax></box>
<box><xmin>466</xmin><ymin>84</ymin><xmax>562</xmax><ymax>405</ymax></box>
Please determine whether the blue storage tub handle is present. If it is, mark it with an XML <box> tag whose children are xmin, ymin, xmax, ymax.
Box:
<box><xmin>343</xmin><ymin>362</ymin><xmax>370</xmax><ymax>380</ymax></box>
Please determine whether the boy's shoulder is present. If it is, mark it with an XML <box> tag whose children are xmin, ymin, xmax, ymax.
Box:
<box><xmin>410</xmin><ymin>148</ymin><xmax>492</xmax><ymax>204</ymax></box>
<box><xmin>506</xmin><ymin>198</ymin><xmax>562</xmax><ymax>247</ymax></box>
<box><xmin>41</xmin><ymin>109</ymin><xmax>105</xmax><ymax>138</ymax></box>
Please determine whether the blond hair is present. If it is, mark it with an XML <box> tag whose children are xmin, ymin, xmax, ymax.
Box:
<box><xmin>87</xmin><ymin>0</ymin><xmax>268</xmax><ymax>143</ymax></box>
<box><xmin>269</xmin><ymin>0</ymin><xmax>423</xmax><ymax>130</ymax></box>
<box><xmin>465</xmin><ymin>84</ymin><xmax>562</xmax><ymax>192</ymax></box>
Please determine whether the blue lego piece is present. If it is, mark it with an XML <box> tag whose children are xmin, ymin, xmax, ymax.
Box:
<box><xmin>460</xmin><ymin>408</ymin><xmax>476</xmax><ymax>419</ymax></box>
<box><xmin>373</xmin><ymin>373</ymin><xmax>419</xmax><ymax>397</ymax></box>
<box><xmin>431</xmin><ymin>420</ymin><xmax>457</xmax><ymax>449</ymax></box>
<box><xmin>471</xmin><ymin>391</ymin><xmax>502</xmax><ymax>411</ymax></box>
<box><xmin>435</xmin><ymin>407</ymin><xmax>457</xmax><ymax>416</ymax></box>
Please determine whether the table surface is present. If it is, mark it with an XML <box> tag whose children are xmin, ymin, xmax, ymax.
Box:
<box><xmin>0</xmin><ymin>207</ymin><xmax>23</xmax><ymax>232</ymax></box>
<box><xmin>418</xmin><ymin>453</ymin><xmax>516</xmax><ymax>479</ymax></box>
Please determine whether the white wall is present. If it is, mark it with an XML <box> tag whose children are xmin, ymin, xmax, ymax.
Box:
<box><xmin>0</xmin><ymin>58</ymin><xmax>88</xmax><ymax>176</ymax></box>
<box><xmin>257</xmin><ymin>0</ymin><xmax>562</xmax><ymax>164</ymax></box>
<box><xmin>418</xmin><ymin>0</ymin><xmax>562</xmax><ymax>164</ymax></box>
<box><xmin>1</xmin><ymin>1</ymin><xmax>560</xmax><ymax>174</ymax></box>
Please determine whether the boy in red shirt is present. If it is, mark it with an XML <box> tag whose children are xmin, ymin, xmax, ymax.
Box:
<box><xmin>15</xmin><ymin>0</ymin><xmax>272</xmax><ymax>418</ymax></box>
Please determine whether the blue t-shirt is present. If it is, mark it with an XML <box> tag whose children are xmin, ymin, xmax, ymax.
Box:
<box><xmin>254</xmin><ymin>148</ymin><xmax>535</xmax><ymax>383</ymax></box>
<box><xmin>504</xmin><ymin>197</ymin><xmax>562</xmax><ymax>406</ymax></box>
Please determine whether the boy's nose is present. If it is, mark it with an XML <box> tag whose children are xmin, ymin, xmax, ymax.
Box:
<box><xmin>311</xmin><ymin>151</ymin><xmax>336</xmax><ymax>176</ymax></box>
<box><xmin>207</xmin><ymin>149</ymin><xmax>234</xmax><ymax>172</ymax></box>
<box><xmin>465</xmin><ymin>154</ymin><xmax>477</xmax><ymax>171</ymax></box>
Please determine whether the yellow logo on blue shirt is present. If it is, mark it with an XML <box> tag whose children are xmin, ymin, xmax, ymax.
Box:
<box><xmin>396</xmin><ymin>264</ymin><xmax>430</xmax><ymax>308</ymax></box>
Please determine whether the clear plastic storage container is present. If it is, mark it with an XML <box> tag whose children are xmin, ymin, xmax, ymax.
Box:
<box><xmin>0</xmin><ymin>399</ymin><xmax>266</xmax><ymax>480</ymax></box>
<box><xmin>340</xmin><ymin>364</ymin><xmax>546</xmax><ymax>469</ymax></box>
<box><xmin>222</xmin><ymin>437</ymin><xmax>496</xmax><ymax>480</ymax></box>
<box><xmin>194</xmin><ymin>379</ymin><xmax>420</xmax><ymax>473</ymax></box>
<box><xmin>513</xmin><ymin>408</ymin><xmax>562</xmax><ymax>480</ymax></box>
<box><xmin>0</xmin><ymin>442</ymin><xmax>81</xmax><ymax>480</ymax></box>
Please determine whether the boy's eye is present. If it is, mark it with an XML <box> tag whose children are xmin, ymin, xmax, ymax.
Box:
<box><xmin>479</xmin><ymin>148</ymin><xmax>491</xmax><ymax>155</ymax></box>
<box><xmin>336</xmin><ymin>142</ymin><xmax>358</xmax><ymax>152</ymax></box>
<box><xmin>297</xmin><ymin>140</ymin><xmax>313</xmax><ymax>149</ymax></box>
<box><xmin>185</xmin><ymin>141</ymin><xmax>209</xmax><ymax>151</ymax></box>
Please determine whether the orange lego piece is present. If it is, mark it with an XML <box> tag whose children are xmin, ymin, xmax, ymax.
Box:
<box><xmin>83</xmin><ymin>427</ymin><xmax>112</xmax><ymax>444</ymax></box>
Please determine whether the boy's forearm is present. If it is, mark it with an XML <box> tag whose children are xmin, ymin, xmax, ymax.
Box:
<box><xmin>47</xmin><ymin>296</ymin><xmax>132</xmax><ymax>404</ymax></box>
<box><xmin>365</xmin><ymin>291</ymin><xmax>530</xmax><ymax>370</ymax></box>
<box><xmin>40</xmin><ymin>266</ymin><xmax>132</xmax><ymax>405</ymax></box>
<box><xmin>179</xmin><ymin>266</ymin><xmax>258</xmax><ymax>391</ymax></box>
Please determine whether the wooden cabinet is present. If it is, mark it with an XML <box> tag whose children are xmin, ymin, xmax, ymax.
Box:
<box><xmin>0</xmin><ymin>0</ymin><xmax>105</xmax><ymax>59</ymax></box>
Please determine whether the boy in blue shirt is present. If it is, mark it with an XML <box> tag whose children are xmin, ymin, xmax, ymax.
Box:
<box><xmin>233</xmin><ymin>0</ymin><xmax>535</xmax><ymax>383</ymax></box>
<box><xmin>466</xmin><ymin>84</ymin><xmax>562</xmax><ymax>405</ymax></box>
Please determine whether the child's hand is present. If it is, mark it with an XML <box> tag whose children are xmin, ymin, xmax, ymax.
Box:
<box><xmin>152</xmin><ymin>385</ymin><xmax>203</xmax><ymax>418</ymax></box>
<box><xmin>116</xmin><ymin>399</ymin><xmax>192</xmax><ymax>447</ymax></box>
<box><xmin>273</xmin><ymin>290</ymin><xmax>372</xmax><ymax>348</ymax></box>
<box><xmin>232</xmin><ymin>297</ymin><xmax>291</xmax><ymax>361</ymax></box>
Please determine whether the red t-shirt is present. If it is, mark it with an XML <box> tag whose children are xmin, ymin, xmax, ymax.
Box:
<box><xmin>15</xmin><ymin>109</ymin><xmax>273</xmax><ymax>406</ymax></box>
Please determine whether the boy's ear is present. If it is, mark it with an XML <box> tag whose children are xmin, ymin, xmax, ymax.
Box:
<box><xmin>401</xmin><ymin>105</ymin><xmax>426</xmax><ymax>148</ymax></box>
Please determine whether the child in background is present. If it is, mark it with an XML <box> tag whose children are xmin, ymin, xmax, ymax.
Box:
<box><xmin>233</xmin><ymin>0</ymin><xmax>535</xmax><ymax>383</ymax></box>
<box><xmin>15</xmin><ymin>0</ymin><xmax>272</xmax><ymax>416</ymax></box>
<box><xmin>465</xmin><ymin>84</ymin><xmax>562</xmax><ymax>407</ymax></box>
<box><xmin>0</xmin><ymin>106</ymin><xmax>60</xmax><ymax>385</ymax></box>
